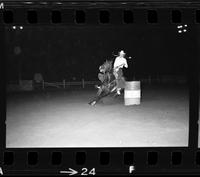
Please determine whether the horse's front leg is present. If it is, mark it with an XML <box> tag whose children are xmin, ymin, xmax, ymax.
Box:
<box><xmin>88</xmin><ymin>87</ymin><xmax>103</xmax><ymax>105</ymax></box>
<box><xmin>89</xmin><ymin>89</ymin><xmax>111</xmax><ymax>106</ymax></box>
<box><xmin>97</xmin><ymin>87</ymin><xmax>103</xmax><ymax>96</ymax></box>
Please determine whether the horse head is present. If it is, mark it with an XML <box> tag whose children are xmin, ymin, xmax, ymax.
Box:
<box><xmin>99</xmin><ymin>60</ymin><xmax>113</xmax><ymax>73</ymax></box>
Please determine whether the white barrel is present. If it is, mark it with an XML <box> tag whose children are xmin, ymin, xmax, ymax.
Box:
<box><xmin>124</xmin><ymin>81</ymin><xmax>141</xmax><ymax>105</ymax></box>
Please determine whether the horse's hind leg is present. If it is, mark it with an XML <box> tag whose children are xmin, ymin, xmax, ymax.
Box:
<box><xmin>110</xmin><ymin>85</ymin><xmax>117</xmax><ymax>93</ymax></box>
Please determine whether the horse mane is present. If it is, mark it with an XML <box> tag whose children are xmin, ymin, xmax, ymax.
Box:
<box><xmin>103</xmin><ymin>60</ymin><xmax>113</xmax><ymax>73</ymax></box>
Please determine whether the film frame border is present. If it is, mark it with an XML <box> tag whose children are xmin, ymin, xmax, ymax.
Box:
<box><xmin>0</xmin><ymin>0</ymin><xmax>200</xmax><ymax>175</ymax></box>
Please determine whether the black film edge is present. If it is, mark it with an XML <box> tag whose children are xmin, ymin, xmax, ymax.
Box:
<box><xmin>0</xmin><ymin>0</ymin><xmax>200</xmax><ymax>176</ymax></box>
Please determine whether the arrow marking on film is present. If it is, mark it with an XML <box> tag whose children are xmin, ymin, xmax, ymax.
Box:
<box><xmin>60</xmin><ymin>168</ymin><xmax>78</xmax><ymax>176</ymax></box>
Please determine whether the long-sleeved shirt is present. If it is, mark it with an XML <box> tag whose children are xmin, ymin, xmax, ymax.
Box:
<box><xmin>113</xmin><ymin>56</ymin><xmax>128</xmax><ymax>71</ymax></box>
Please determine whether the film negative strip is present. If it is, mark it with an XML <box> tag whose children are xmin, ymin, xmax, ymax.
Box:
<box><xmin>0</xmin><ymin>0</ymin><xmax>200</xmax><ymax>175</ymax></box>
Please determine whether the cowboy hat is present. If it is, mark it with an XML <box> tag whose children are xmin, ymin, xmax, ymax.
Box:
<box><xmin>119</xmin><ymin>50</ymin><xmax>126</xmax><ymax>55</ymax></box>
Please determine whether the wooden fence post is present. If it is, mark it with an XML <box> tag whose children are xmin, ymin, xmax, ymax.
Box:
<box><xmin>148</xmin><ymin>75</ymin><xmax>151</xmax><ymax>84</ymax></box>
<box><xmin>63</xmin><ymin>79</ymin><xmax>65</xmax><ymax>89</ymax></box>
<box><xmin>42</xmin><ymin>80</ymin><xmax>45</xmax><ymax>90</ymax></box>
<box><xmin>82</xmin><ymin>78</ymin><xmax>85</xmax><ymax>89</ymax></box>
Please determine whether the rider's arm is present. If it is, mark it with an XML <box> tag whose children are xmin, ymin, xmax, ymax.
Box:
<box><xmin>124</xmin><ymin>58</ymin><xmax>128</xmax><ymax>68</ymax></box>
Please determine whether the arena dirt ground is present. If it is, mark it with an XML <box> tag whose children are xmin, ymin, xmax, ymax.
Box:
<box><xmin>6</xmin><ymin>85</ymin><xmax>192</xmax><ymax>147</ymax></box>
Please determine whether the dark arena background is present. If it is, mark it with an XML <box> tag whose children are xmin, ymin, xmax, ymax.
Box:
<box><xmin>5</xmin><ymin>24</ymin><xmax>196</xmax><ymax>148</ymax></box>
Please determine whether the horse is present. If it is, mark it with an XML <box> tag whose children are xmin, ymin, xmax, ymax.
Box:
<box><xmin>89</xmin><ymin>60</ymin><xmax>125</xmax><ymax>106</ymax></box>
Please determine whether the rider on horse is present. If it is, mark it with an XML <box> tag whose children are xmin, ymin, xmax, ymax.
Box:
<box><xmin>113</xmin><ymin>50</ymin><xmax>128</xmax><ymax>95</ymax></box>
<box><xmin>89</xmin><ymin>50</ymin><xmax>129</xmax><ymax>106</ymax></box>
